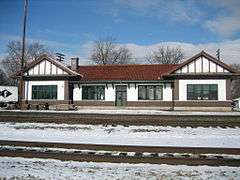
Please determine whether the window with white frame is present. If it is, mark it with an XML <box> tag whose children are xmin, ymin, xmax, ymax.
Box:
<box><xmin>82</xmin><ymin>85</ymin><xmax>105</xmax><ymax>100</ymax></box>
<box><xmin>187</xmin><ymin>84</ymin><xmax>218</xmax><ymax>100</ymax></box>
<box><xmin>32</xmin><ymin>85</ymin><xmax>57</xmax><ymax>100</ymax></box>
<box><xmin>138</xmin><ymin>85</ymin><xmax>163</xmax><ymax>100</ymax></box>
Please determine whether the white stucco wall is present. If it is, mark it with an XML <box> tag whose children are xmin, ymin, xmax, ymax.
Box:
<box><xmin>162</xmin><ymin>83</ymin><xmax>173</xmax><ymax>101</ymax></box>
<box><xmin>178</xmin><ymin>79</ymin><xmax>226</xmax><ymax>101</ymax></box>
<box><xmin>105</xmin><ymin>85</ymin><xmax>116</xmax><ymax>101</ymax></box>
<box><xmin>73</xmin><ymin>83</ymin><xmax>173</xmax><ymax>102</ymax></box>
<box><xmin>73</xmin><ymin>84</ymin><xmax>82</xmax><ymax>101</ymax></box>
<box><xmin>195</xmin><ymin>58</ymin><xmax>202</xmax><ymax>73</ymax></box>
<box><xmin>24</xmin><ymin>80</ymin><xmax>65</xmax><ymax>100</ymax></box>
<box><xmin>127</xmin><ymin>84</ymin><xmax>138</xmax><ymax>101</ymax></box>
<box><xmin>202</xmin><ymin>57</ymin><xmax>209</xmax><ymax>72</ymax></box>
<box><xmin>236</xmin><ymin>100</ymin><xmax>240</xmax><ymax>109</ymax></box>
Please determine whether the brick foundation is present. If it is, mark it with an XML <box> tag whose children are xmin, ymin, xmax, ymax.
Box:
<box><xmin>24</xmin><ymin>100</ymin><xmax>232</xmax><ymax>109</ymax></box>
<box><xmin>174</xmin><ymin>101</ymin><xmax>232</xmax><ymax>107</ymax></box>
<box><xmin>23</xmin><ymin>100</ymin><xmax>69</xmax><ymax>106</ymax></box>
<box><xmin>74</xmin><ymin>101</ymin><xmax>115</xmax><ymax>106</ymax></box>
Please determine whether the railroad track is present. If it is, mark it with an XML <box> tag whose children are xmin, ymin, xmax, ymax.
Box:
<box><xmin>0</xmin><ymin>111</ymin><xmax>240</xmax><ymax>127</ymax></box>
<box><xmin>0</xmin><ymin>140</ymin><xmax>240</xmax><ymax>166</ymax></box>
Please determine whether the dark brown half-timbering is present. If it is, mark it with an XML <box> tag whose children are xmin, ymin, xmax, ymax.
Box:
<box><xmin>173</xmin><ymin>80</ymin><xmax>179</xmax><ymax>100</ymax></box>
<box><xmin>38</xmin><ymin>63</ymin><xmax>40</xmax><ymax>74</ymax></box>
<box><xmin>44</xmin><ymin>60</ymin><xmax>46</xmax><ymax>75</ymax></box>
<box><xmin>171</xmin><ymin>82</ymin><xmax>175</xmax><ymax>110</ymax></box>
<box><xmin>21</xmin><ymin>81</ymin><xmax>25</xmax><ymax>100</ymax></box>
<box><xmin>226</xmin><ymin>79</ymin><xmax>232</xmax><ymax>100</ymax></box>
<box><xmin>194</xmin><ymin>60</ymin><xmax>196</xmax><ymax>73</ymax></box>
<box><xmin>50</xmin><ymin>62</ymin><xmax>52</xmax><ymax>75</ymax></box>
<box><xmin>64</xmin><ymin>81</ymin><xmax>69</xmax><ymax>101</ymax></box>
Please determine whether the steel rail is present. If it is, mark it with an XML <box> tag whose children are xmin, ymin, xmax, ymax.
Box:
<box><xmin>0</xmin><ymin>147</ymin><xmax>239</xmax><ymax>167</ymax></box>
<box><xmin>0</xmin><ymin>140</ymin><xmax>239</xmax><ymax>155</ymax></box>
<box><xmin>0</xmin><ymin>111</ymin><xmax>239</xmax><ymax>127</ymax></box>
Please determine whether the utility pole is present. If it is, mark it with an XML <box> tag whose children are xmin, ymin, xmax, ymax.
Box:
<box><xmin>216</xmin><ymin>49</ymin><xmax>220</xmax><ymax>60</ymax></box>
<box><xmin>56</xmin><ymin>53</ymin><xmax>65</xmax><ymax>62</ymax></box>
<box><xmin>19</xmin><ymin>0</ymin><xmax>28</xmax><ymax>110</ymax></box>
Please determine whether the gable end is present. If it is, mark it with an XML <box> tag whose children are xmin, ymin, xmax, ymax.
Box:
<box><xmin>25</xmin><ymin>59</ymin><xmax>69</xmax><ymax>76</ymax></box>
<box><xmin>14</xmin><ymin>54</ymin><xmax>82</xmax><ymax>78</ymax></box>
<box><xmin>170</xmin><ymin>51</ymin><xmax>236</xmax><ymax>74</ymax></box>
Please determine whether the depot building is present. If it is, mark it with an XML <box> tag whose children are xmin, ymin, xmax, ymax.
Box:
<box><xmin>15</xmin><ymin>51</ymin><xmax>240</xmax><ymax>111</ymax></box>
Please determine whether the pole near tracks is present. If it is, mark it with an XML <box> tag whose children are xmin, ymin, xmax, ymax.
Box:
<box><xmin>19</xmin><ymin>0</ymin><xmax>28</xmax><ymax>110</ymax></box>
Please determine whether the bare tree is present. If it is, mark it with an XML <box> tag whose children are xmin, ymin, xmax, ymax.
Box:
<box><xmin>0</xmin><ymin>68</ymin><xmax>16</xmax><ymax>85</ymax></box>
<box><xmin>230</xmin><ymin>64</ymin><xmax>240</xmax><ymax>99</ymax></box>
<box><xmin>90</xmin><ymin>37</ymin><xmax>132</xmax><ymax>65</ymax></box>
<box><xmin>0</xmin><ymin>68</ymin><xmax>8</xmax><ymax>85</ymax></box>
<box><xmin>147</xmin><ymin>46</ymin><xmax>184</xmax><ymax>64</ymax></box>
<box><xmin>1</xmin><ymin>40</ymin><xmax>52</xmax><ymax>76</ymax></box>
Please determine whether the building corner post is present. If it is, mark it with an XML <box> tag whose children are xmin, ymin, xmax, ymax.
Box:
<box><xmin>171</xmin><ymin>82</ymin><xmax>175</xmax><ymax>111</ymax></box>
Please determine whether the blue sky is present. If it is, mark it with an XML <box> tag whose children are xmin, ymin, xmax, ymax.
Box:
<box><xmin>1</xmin><ymin>0</ymin><xmax>240</xmax><ymax>64</ymax></box>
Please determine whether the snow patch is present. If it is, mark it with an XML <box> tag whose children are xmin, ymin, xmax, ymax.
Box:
<box><xmin>0</xmin><ymin>122</ymin><xmax>240</xmax><ymax>148</ymax></box>
<box><xmin>0</xmin><ymin>157</ymin><xmax>239</xmax><ymax>179</ymax></box>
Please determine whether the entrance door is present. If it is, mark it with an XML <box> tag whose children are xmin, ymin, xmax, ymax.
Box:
<box><xmin>115</xmin><ymin>85</ymin><xmax>127</xmax><ymax>107</ymax></box>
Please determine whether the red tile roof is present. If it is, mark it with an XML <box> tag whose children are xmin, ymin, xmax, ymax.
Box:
<box><xmin>77</xmin><ymin>64</ymin><xmax>179</xmax><ymax>81</ymax></box>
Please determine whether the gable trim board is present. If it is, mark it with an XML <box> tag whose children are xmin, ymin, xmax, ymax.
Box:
<box><xmin>167</xmin><ymin>51</ymin><xmax>237</xmax><ymax>74</ymax></box>
<box><xmin>15</xmin><ymin>51</ymin><xmax>240</xmax><ymax>111</ymax></box>
<box><xmin>15</xmin><ymin>54</ymin><xmax>82</xmax><ymax>78</ymax></box>
<box><xmin>23</xmin><ymin>75</ymin><xmax>81</xmax><ymax>81</ymax></box>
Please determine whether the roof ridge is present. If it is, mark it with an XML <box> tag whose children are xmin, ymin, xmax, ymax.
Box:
<box><xmin>78</xmin><ymin>63</ymin><xmax>179</xmax><ymax>68</ymax></box>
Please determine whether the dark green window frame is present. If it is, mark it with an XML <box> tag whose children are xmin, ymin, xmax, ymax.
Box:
<box><xmin>138</xmin><ymin>85</ymin><xmax>163</xmax><ymax>100</ymax></box>
<box><xmin>32</xmin><ymin>85</ymin><xmax>57</xmax><ymax>100</ymax></box>
<box><xmin>187</xmin><ymin>84</ymin><xmax>218</xmax><ymax>100</ymax></box>
<box><xmin>82</xmin><ymin>85</ymin><xmax>105</xmax><ymax>100</ymax></box>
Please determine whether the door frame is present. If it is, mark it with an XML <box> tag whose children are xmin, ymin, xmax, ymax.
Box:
<box><xmin>115</xmin><ymin>85</ymin><xmax>127</xmax><ymax>107</ymax></box>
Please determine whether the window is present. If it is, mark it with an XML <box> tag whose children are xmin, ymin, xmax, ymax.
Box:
<box><xmin>32</xmin><ymin>85</ymin><xmax>57</xmax><ymax>100</ymax></box>
<box><xmin>187</xmin><ymin>84</ymin><xmax>218</xmax><ymax>100</ymax></box>
<box><xmin>82</xmin><ymin>86</ymin><xmax>105</xmax><ymax>100</ymax></box>
<box><xmin>138</xmin><ymin>85</ymin><xmax>163</xmax><ymax>100</ymax></box>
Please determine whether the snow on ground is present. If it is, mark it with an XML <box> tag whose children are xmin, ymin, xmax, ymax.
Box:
<box><xmin>0</xmin><ymin>157</ymin><xmax>239</xmax><ymax>179</ymax></box>
<box><xmin>2</xmin><ymin>109</ymin><xmax>240</xmax><ymax>116</ymax></box>
<box><xmin>0</xmin><ymin>122</ymin><xmax>240</xmax><ymax>148</ymax></box>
